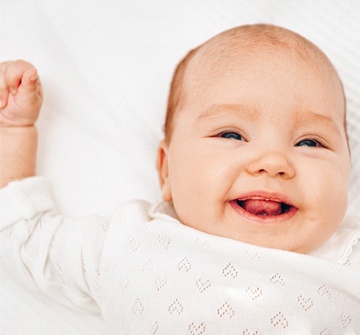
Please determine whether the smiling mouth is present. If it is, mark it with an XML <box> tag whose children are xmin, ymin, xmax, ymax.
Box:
<box><xmin>231</xmin><ymin>196</ymin><xmax>297</xmax><ymax>222</ymax></box>
<box><xmin>236</xmin><ymin>199</ymin><xmax>292</xmax><ymax>216</ymax></box>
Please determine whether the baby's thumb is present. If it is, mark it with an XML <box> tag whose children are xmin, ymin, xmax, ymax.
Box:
<box><xmin>12</xmin><ymin>69</ymin><xmax>38</xmax><ymax>99</ymax></box>
<box><xmin>15</xmin><ymin>69</ymin><xmax>42</xmax><ymax>110</ymax></box>
<box><xmin>18</xmin><ymin>69</ymin><xmax>39</xmax><ymax>94</ymax></box>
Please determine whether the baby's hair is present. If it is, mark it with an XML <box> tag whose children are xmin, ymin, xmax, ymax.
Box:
<box><xmin>164</xmin><ymin>23</ymin><xmax>346</xmax><ymax>144</ymax></box>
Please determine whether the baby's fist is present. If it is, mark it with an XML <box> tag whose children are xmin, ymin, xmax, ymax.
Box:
<box><xmin>0</xmin><ymin>60</ymin><xmax>43</xmax><ymax>127</ymax></box>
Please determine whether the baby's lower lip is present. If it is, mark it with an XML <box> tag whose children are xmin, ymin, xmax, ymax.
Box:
<box><xmin>230</xmin><ymin>200</ymin><xmax>298</xmax><ymax>224</ymax></box>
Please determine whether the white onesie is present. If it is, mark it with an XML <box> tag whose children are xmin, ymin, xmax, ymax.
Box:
<box><xmin>1</xmin><ymin>177</ymin><xmax>360</xmax><ymax>334</ymax></box>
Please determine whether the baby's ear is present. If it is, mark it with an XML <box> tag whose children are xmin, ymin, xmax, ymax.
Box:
<box><xmin>156</xmin><ymin>140</ymin><xmax>172</xmax><ymax>202</ymax></box>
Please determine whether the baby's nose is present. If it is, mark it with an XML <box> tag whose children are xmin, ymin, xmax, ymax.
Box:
<box><xmin>246</xmin><ymin>152</ymin><xmax>295</xmax><ymax>179</ymax></box>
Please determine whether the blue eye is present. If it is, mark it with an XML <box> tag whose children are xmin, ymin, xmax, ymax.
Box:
<box><xmin>220</xmin><ymin>132</ymin><xmax>244</xmax><ymax>141</ymax></box>
<box><xmin>296</xmin><ymin>139</ymin><xmax>322</xmax><ymax>147</ymax></box>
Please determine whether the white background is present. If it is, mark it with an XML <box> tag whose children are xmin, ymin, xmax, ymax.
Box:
<box><xmin>1</xmin><ymin>1</ymin><xmax>359</xmax><ymax>333</ymax></box>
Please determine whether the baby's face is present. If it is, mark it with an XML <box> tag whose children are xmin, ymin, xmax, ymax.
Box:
<box><xmin>158</xmin><ymin>49</ymin><xmax>350</xmax><ymax>253</ymax></box>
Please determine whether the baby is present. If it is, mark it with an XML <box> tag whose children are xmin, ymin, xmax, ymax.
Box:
<box><xmin>1</xmin><ymin>24</ymin><xmax>359</xmax><ymax>334</ymax></box>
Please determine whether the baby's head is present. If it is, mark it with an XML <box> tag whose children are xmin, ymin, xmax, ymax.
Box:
<box><xmin>157</xmin><ymin>24</ymin><xmax>350</xmax><ymax>253</ymax></box>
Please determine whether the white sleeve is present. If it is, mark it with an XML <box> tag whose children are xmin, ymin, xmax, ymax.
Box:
<box><xmin>0</xmin><ymin>177</ymin><xmax>109</xmax><ymax>313</ymax></box>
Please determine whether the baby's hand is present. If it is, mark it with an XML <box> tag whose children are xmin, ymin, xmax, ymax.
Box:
<box><xmin>0</xmin><ymin>60</ymin><xmax>43</xmax><ymax>127</ymax></box>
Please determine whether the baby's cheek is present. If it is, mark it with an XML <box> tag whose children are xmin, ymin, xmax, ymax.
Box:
<box><xmin>321</xmin><ymin>172</ymin><xmax>348</xmax><ymax>229</ymax></box>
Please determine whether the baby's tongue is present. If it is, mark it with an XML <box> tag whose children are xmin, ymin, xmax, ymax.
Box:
<box><xmin>242</xmin><ymin>199</ymin><xmax>282</xmax><ymax>216</ymax></box>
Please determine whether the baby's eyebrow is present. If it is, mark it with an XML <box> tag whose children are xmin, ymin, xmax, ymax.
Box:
<box><xmin>294</xmin><ymin>110</ymin><xmax>342</xmax><ymax>135</ymax></box>
<box><xmin>197</xmin><ymin>104</ymin><xmax>260</xmax><ymax>121</ymax></box>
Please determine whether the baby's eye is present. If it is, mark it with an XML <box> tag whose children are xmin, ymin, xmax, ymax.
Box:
<box><xmin>295</xmin><ymin>139</ymin><xmax>323</xmax><ymax>147</ymax></box>
<box><xmin>220</xmin><ymin>132</ymin><xmax>244</xmax><ymax>141</ymax></box>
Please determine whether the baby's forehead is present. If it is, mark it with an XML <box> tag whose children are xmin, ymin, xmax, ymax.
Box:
<box><xmin>183</xmin><ymin>30</ymin><xmax>345</xmax><ymax>120</ymax></box>
<box><xmin>190</xmin><ymin>29</ymin><xmax>334</xmax><ymax>79</ymax></box>
<box><xmin>183</xmin><ymin>26</ymin><xmax>344</xmax><ymax>106</ymax></box>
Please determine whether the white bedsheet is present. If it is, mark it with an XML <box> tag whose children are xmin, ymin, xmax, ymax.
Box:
<box><xmin>1</xmin><ymin>1</ymin><xmax>359</xmax><ymax>334</ymax></box>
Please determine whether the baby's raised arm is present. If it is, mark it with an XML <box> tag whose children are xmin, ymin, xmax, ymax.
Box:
<box><xmin>0</xmin><ymin>60</ymin><xmax>42</xmax><ymax>187</ymax></box>
<box><xmin>0</xmin><ymin>62</ymin><xmax>105</xmax><ymax>313</ymax></box>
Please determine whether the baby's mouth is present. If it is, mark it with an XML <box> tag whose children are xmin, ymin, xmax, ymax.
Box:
<box><xmin>236</xmin><ymin>198</ymin><xmax>292</xmax><ymax>216</ymax></box>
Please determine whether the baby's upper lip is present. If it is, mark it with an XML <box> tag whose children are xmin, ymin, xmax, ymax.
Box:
<box><xmin>234</xmin><ymin>191</ymin><xmax>296</xmax><ymax>207</ymax></box>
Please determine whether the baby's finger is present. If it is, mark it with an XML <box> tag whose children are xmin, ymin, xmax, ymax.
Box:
<box><xmin>20</xmin><ymin>67</ymin><xmax>39</xmax><ymax>91</ymax></box>
<box><xmin>16</xmin><ymin>67</ymin><xmax>42</xmax><ymax>104</ymax></box>
<box><xmin>0</xmin><ymin>91</ymin><xmax>9</xmax><ymax>109</ymax></box>
<box><xmin>4</xmin><ymin>60</ymin><xmax>35</xmax><ymax>94</ymax></box>
<box><xmin>0</xmin><ymin>66</ymin><xmax>10</xmax><ymax>108</ymax></box>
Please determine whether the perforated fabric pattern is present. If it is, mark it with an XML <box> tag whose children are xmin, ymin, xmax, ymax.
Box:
<box><xmin>1</xmin><ymin>179</ymin><xmax>360</xmax><ymax>334</ymax></box>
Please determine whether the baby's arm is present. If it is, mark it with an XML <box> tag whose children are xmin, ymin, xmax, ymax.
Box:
<box><xmin>0</xmin><ymin>61</ymin><xmax>105</xmax><ymax>313</ymax></box>
<box><xmin>0</xmin><ymin>60</ymin><xmax>42</xmax><ymax>188</ymax></box>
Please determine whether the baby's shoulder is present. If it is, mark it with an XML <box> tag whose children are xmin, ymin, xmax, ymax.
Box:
<box><xmin>113</xmin><ymin>199</ymin><xmax>152</xmax><ymax>219</ymax></box>
<box><xmin>109</xmin><ymin>200</ymin><xmax>179</xmax><ymax>236</ymax></box>
<box><xmin>112</xmin><ymin>200</ymin><xmax>178</xmax><ymax>223</ymax></box>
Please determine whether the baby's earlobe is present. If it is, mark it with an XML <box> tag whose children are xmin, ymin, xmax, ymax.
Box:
<box><xmin>161</xmin><ymin>183</ymin><xmax>172</xmax><ymax>202</ymax></box>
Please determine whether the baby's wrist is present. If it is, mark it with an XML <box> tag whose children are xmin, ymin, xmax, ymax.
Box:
<box><xmin>0</xmin><ymin>126</ymin><xmax>38</xmax><ymax>188</ymax></box>
<box><xmin>0</xmin><ymin>124</ymin><xmax>37</xmax><ymax>133</ymax></box>
<box><xmin>0</xmin><ymin>113</ymin><xmax>38</xmax><ymax>128</ymax></box>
